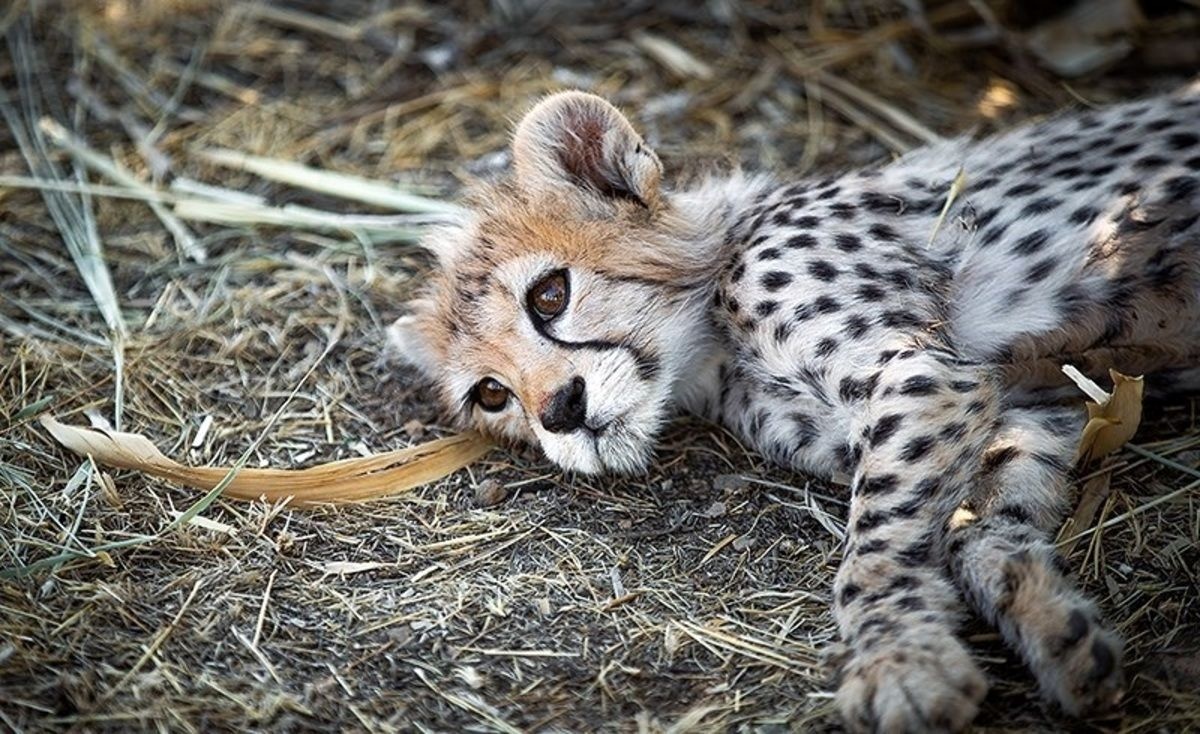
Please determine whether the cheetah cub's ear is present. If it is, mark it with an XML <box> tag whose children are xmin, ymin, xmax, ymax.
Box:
<box><xmin>386</xmin><ymin>311</ymin><xmax>436</xmax><ymax>375</ymax></box>
<box><xmin>512</xmin><ymin>90</ymin><xmax>663</xmax><ymax>211</ymax></box>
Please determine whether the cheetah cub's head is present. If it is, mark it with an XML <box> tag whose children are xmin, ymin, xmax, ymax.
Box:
<box><xmin>391</xmin><ymin>91</ymin><xmax>721</xmax><ymax>474</ymax></box>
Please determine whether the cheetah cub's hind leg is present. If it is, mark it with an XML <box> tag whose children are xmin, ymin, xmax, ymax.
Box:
<box><xmin>947</xmin><ymin>406</ymin><xmax>1125</xmax><ymax>715</ymax></box>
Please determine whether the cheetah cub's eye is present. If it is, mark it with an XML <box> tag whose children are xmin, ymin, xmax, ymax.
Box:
<box><xmin>528</xmin><ymin>270</ymin><xmax>569</xmax><ymax>320</ymax></box>
<box><xmin>474</xmin><ymin>377</ymin><xmax>509</xmax><ymax>412</ymax></box>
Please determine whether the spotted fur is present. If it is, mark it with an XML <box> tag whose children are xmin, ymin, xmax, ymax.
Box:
<box><xmin>393</xmin><ymin>86</ymin><xmax>1200</xmax><ymax>732</ymax></box>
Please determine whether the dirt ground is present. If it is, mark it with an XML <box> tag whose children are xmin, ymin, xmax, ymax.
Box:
<box><xmin>2</xmin><ymin>1</ymin><xmax>1200</xmax><ymax>732</ymax></box>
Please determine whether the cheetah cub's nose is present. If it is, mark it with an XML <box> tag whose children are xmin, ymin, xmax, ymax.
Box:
<box><xmin>540</xmin><ymin>376</ymin><xmax>588</xmax><ymax>434</ymax></box>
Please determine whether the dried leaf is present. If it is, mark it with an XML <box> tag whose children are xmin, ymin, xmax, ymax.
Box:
<box><xmin>40</xmin><ymin>415</ymin><xmax>493</xmax><ymax>506</ymax></box>
<box><xmin>1064</xmin><ymin>368</ymin><xmax>1144</xmax><ymax>466</ymax></box>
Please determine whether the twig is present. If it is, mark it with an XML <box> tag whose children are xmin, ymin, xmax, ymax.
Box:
<box><xmin>39</xmin><ymin>117</ymin><xmax>206</xmax><ymax>262</ymax></box>
<box><xmin>196</xmin><ymin>148</ymin><xmax>464</xmax><ymax>216</ymax></box>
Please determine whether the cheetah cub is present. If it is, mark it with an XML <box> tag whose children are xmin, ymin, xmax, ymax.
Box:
<box><xmin>393</xmin><ymin>86</ymin><xmax>1200</xmax><ymax>732</ymax></box>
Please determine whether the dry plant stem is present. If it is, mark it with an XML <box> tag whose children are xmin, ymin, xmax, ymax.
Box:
<box><xmin>196</xmin><ymin>147</ymin><xmax>464</xmax><ymax>216</ymax></box>
<box><xmin>38</xmin><ymin>116</ymin><xmax>206</xmax><ymax>262</ymax></box>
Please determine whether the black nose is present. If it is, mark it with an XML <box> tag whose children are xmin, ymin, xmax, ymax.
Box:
<box><xmin>540</xmin><ymin>376</ymin><xmax>587</xmax><ymax>433</ymax></box>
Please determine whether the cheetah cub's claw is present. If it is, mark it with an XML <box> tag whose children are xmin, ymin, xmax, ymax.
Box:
<box><xmin>837</xmin><ymin>627</ymin><xmax>987</xmax><ymax>734</ymax></box>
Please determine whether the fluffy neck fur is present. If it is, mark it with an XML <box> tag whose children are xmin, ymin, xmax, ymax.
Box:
<box><xmin>659</xmin><ymin>172</ymin><xmax>775</xmax><ymax>416</ymax></box>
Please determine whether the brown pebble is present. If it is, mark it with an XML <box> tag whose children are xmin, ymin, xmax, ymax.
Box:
<box><xmin>474</xmin><ymin>478</ymin><xmax>508</xmax><ymax>507</ymax></box>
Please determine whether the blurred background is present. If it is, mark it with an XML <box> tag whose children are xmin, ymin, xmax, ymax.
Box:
<box><xmin>2</xmin><ymin>1</ymin><xmax>1199</xmax><ymax>732</ymax></box>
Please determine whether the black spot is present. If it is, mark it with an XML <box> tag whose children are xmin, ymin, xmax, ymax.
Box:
<box><xmin>868</xmin><ymin>222</ymin><xmax>899</xmax><ymax>242</ymax></box>
<box><xmin>812</xmin><ymin>296</ymin><xmax>840</xmax><ymax>314</ymax></box>
<box><xmin>870</xmin><ymin>414</ymin><xmax>904</xmax><ymax>447</ymax></box>
<box><xmin>794</xmin><ymin>215</ymin><xmax>821</xmax><ymax>228</ymax></box>
<box><xmin>876</xmin><ymin>349</ymin><xmax>899</xmax><ymax>365</ymax></box>
<box><xmin>1113</xmin><ymin>180</ymin><xmax>1140</xmax><ymax>196</ymax></box>
<box><xmin>1012</xmin><ymin>229</ymin><xmax>1050</xmax><ymax>255</ymax></box>
<box><xmin>1134</xmin><ymin>155</ymin><xmax>1168</xmax><ymax>170</ymax></box>
<box><xmin>854</xmin><ymin>510</ymin><xmax>888</xmax><ymax>533</ymax></box>
<box><xmin>900</xmin><ymin>435</ymin><xmax>936</xmax><ymax>463</ymax></box>
<box><xmin>914</xmin><ymin>478</ymin><xmax>941</xmax><ymax>499</ymax></box>
<box><xmin>773</xmin><ymin>321</ymin><xmax>793</xmax><ymax>344</ymax></box>
<box><xmin>1005</xmin><ymin>181</ymin><xmax>1042</xmax><ymax>197</ymax></box>
<box><xmin>980</xmin><ymin>223</ymin><xmax>1010</xmax><ymax>247</ymax></box>
<box><xmin>1186</xmin><ymin>155</ymin><xmax>1200</xmax><ymax>171</ymax></box>
<box><xmin>839</xmin><ymin>373</ymin><xmax>880</xmax><ymax>402</ymax></box>
<box><xmin>895</xmin><ymin>595</ymin><xmax>926</xmax><ymax>612</ymax></box>
<box><xmin>899</xmin><ymin>375</ymin><xmax>938</xmax><ymax>396</ymax></box>
<box><xmin>1090</xmin><ymin>639</ymin><xmax>1116</xmax><ymax>680</ymax></box>
<box><xmin>972</xmin><ymin>175</ymin><xmax>999</xmax><ymax>191</ymax></box>
<box><xmin>1109</xmin><ymin>142</ymin><xmax>1139</xmax><ymax>156</ymax></box>
<box><xmin>1061</xmin><ymin>609</ymin><xmax>1090</xmax><ymax>652</ymax></box>
<box><xmin>1021</xmin><ymin>196</ymin><xmax>1061</xmax><ymax>217</ymax></box>
<box><xmin>839</xmin><ymin>583</ymin><xmax>862</xmax><ymax>606</ymax></box>
<box><xmin>761</xmin><ymin>271</ymin><xmax>793</xmax><ymax>291</ymax></box>
<box><xmin>829</xmin><ymin>202</ymin><xmax>857</xmax><ymax>220</ymax></box>
<box><xmin>791</xmin><ymin>412</ymin><xmax>817</xmax><ymax>447</ymax></box>
<box><xmin>1056</xmin><ymin>283</ymin><xmax>1090</xmax><ymax>318</ymax></box>
<box><xmin>845</xmin><ymin>315</ymin><xmax>872</xmax><ymax>339</ymax></box>
<box><xmin>816</xmin><ymin>185</ymin><xmax>842</xmax><ymax>200</ymax></box>
<box><xmin>787</xmin><ymin>233</ymin><xmax>818</xmax><ymax>249</ymax></box>
<box><xmin>755</xmin><ymin>300</ymin><xmax>779</xmax><ymax>317</ymax></box>
<box><xmin>859</xmin><ymin>474</ymin><xmax>899</xmax><ymax>496</ymax></box>
<box><xmin>861</xmin><ymin>191</ymin><xmax>907</xmax><ymax>214</ymax></box>
<box><xmin>815</xmin><ymin>337</ymin><xmax>839</xmax><ymax>356</ymax></box>
<box><xmin>1169</xmin><ymin>213</ymin><xmax>1200</xmax><ymax>234</ymax></box>
<box><xmin>939</xmin><ymin>422</ymin><xmax>968</xmax><ymax>441</ymax></box>
<box><xmin>771</xmin><ymin>210</ymin><xmax>791</xmax><ymax>226</ymax></box>
<box><xmin>835</xmin><ymin>233</ymin><xmax>863</xmax><ymax>252</ymax></box>
<box><xmin>974</xmin><ymin>207</ymin><xmax>1001</xmax><ymax>229</ymax></box>
<box><xmin>949</xmin><ymin>380</ymin><xmax>979</xmax><ymax>393</ymax></box>
<box><xmin>757</xmin><ymin>247</ymin><xmax>782</xmax><ymax>261</ymax></box>
<box><xmin>1069</xmin><ymin>206</ymin><xmax>1099</xmax><ymax>226</ymax></box>
<box><xmin>854</xmin><ymin>262</ymin><xmax>881</xmax><ymax>279</ymax></box>
<box><xmin>1026</xmin><ymin>258</ymin><xmax>1057</xmax><ymax>282</ymax></box>
<box><xmin>1145</xmin><ymin>117</ymin><xmax>1176</xmax><ymax>132</ymax></box>
<box><xmin>897</xmin><ymin>534</ymin><xmax>935</xmax><ymax>565</ymax></box>
<box><xmin>965</xmin><ymin>399</ymin><xmax>988</xmax><ymax>414</ymax></box>
<box><xmin>996</xmin><ymin>504</ymin><xmax>1032</xmax><ymax>524</ymax></box>
<box><xmin>835</xmin><ymin>443</ymin><xmax>860</xmax><ymax>473</ymax></box>
<box><xmin>881</xmin><ymin>310</ymin><xmax>921</xmax><ymax>329</ymax></box>
<box><xmin>808</xmin><ymin>260</ymin><xmax>840</xmax><ymax>281</ymax></box>
<box><xmin>857</xmin><ymin>284</ymin><xmax>886</xmax><ymax>302</ymax></box>
<box><xmin>1053</xmin><ymin>165</ymin><xmax>1086</xmax><ymax>180</ymax></box>
<box><xmin>1164</xmin><ymin>175</ymin><xmax>1198</xmax><ymax>203</ymax></box>
<box><xmin>885</xmin><ymin>270</ymin><xmax>916</xmax><ymax>290</ymax></box>
<box><xmin>1090</xmin><ymin>163</ymin><xmax>1116</xmax><ymax>176</ymax></box>
<box><xmin>856</xmin><ymin>538</ymin><xmax>890</xmax><ymax>555</ymax></box>
<box><xmin>982</xmin><ymin>445</ymin><xmax>1019</xmax><ymax>471</ymax></box>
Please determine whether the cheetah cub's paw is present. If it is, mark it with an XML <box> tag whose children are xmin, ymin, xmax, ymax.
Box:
<box><xmin>837</xmin><ymin>627</ymin><xmax>987</xmax><ymax>734</ymax></box>
<box><xmin>1001</xmin><ymin>553</ymin><xmax>1125</xmax><ymax>715</ymax></box>
<box><xmin>1026</xmin><ymin>601</ymin><xmax>1125</xmax><ymax>715</ymax></box>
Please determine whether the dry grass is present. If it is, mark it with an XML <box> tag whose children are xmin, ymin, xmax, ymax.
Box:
<box><xmin>2</xmin><ymin>1</ymin><xmax>1199</xmax><ymax>731</ymax></box>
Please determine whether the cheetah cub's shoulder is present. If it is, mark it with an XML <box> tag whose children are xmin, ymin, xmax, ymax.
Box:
<box><xmin>394</xmin><ymin>86</ymin><xmax>1200</xmax><ymax>732</ymax></box>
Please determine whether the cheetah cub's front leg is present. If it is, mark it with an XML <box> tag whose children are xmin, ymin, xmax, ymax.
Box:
<box><xmin>948</xmin><ymin>406</ymin><xmax>1125</xmax><ymax>715</ymax></box>
<box><xmin>833</xmin><ymin>350</ymin><xmax>993</xmax><ymax>733</ymax></box>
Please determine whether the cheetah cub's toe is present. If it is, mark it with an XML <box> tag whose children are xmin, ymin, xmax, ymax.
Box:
<box><xmin>837</xmin><ymin>625</ymin><xmax>987</xmax><ymax>734</ymax></box>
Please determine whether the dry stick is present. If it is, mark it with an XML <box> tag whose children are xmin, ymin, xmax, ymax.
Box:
<box><xmin>196</xmin><ymin>148</ymin><xmax>464</xmax><ymax>216</ymax></box>
<box><xmin>39</xmin><ymin>118</ymin><xmax>206</xmax><ymax>263</ymax></box>
<box><xmin>812</xmin><ymin>68</ymin><xmax>945</xmax><ymax>146</ymax></box>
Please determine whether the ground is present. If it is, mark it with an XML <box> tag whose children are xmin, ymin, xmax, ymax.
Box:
<box><xmin>2</xmin><ymin>1</ymin><xmax>1199</xmax><ymax>732</ymax></box>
